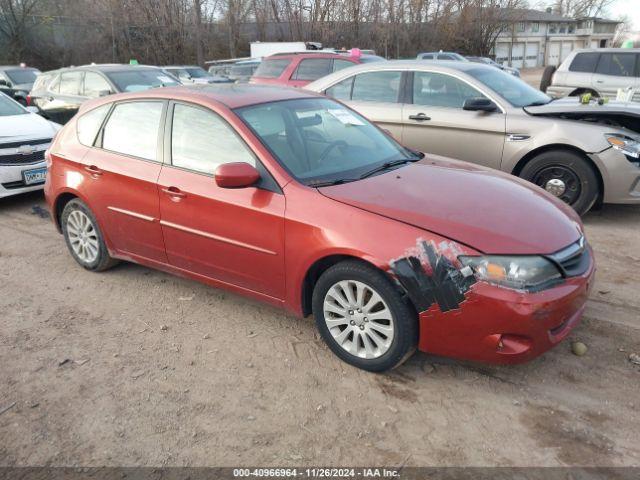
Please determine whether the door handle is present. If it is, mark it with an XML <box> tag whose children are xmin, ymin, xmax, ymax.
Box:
<box><xmin>595</xmin><ymin>80</ymin><xmax>604</xmax><ymax>84</ymax></box>
<box><xmin>84</xmin><ymin>165</ymin><xmax>103</xmax><ymax>176</ymax></box>
<box><xmin>161</xmin><ymin>186</ymin><xmax>186</xmax><ymax>199</ymax></box>
<box><xmin>408</xmin><ymin>113</ymin><xmax>431</xmax><ymax>121</ymax></box>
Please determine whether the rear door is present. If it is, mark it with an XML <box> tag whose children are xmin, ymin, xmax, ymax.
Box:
<box><xmin>324</xmin><ymin>70</ymin><xmax>405</xmax><ymax>140</ymax></box>
<box><xmin>80</xmin><ymin>100</ymin><xmax>168</xmax><ymax>262</ymax></box>
<box><xmin>401</xmin><ymin>71</ymin><xmax>505</xmax><ymax>169</ymax></box>
<box><xmin>591</xmin><ymin>52</ymin><xmax>639</xmax><ymax>98</ymax></box>
<box><xmin>565</xmin><ymin>52</ymin><xmax>599</xmax><ymax>91</ymax></box>
<box><xmin>37</xmin><ymin>71</ymin><xmax>87</xmax><ymax>124</ymax></box>
<box><xmin>157</xmin><ymin>101</ymin><xmax>286</xmax><ymax>299</ymax></box>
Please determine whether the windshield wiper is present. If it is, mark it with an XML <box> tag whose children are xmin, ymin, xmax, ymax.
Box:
<box><xmin>526</xmin><ymin>100</ymin><xmax>552</xmax><ymax>107</ymax></box>
<box><xmin>359</xmin><ymin>158</ymin><xmax>419</xmax><ymax>180</ymax></box>
<box><xmin>307</xmin><ymin>178</ymin><xmax>358</xmax><ymax>187</ymax></box>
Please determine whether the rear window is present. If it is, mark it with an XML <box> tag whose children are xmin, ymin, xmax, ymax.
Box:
<box><xmin>5</xmin><ymin>69</ymin><xmax>39</xmax><ymax>84</ymax></box>
<box><xmin>595</xmin><ymin>53</ymin><xmax>637</xmax><ymax>77</ymax></box>
<box><xmin>569</xmin><ymin>52</ymin><xmax>600</xmax><ymax>73</ymax></box>
<box><xmin>253</xmin><ymin>59</ymin><xmax>291</xmax><ymax>78</ymax></box>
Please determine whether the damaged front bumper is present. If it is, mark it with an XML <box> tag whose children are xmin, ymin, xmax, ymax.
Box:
<box><xmin>392</xmin><ymin>241</ymin><xmax>595</xmax><ymax>365</ymax></box>
<box><xmin>590</xmin><ymin>147</ymin><xmax>640</xmax><ymax>204</ymax></box>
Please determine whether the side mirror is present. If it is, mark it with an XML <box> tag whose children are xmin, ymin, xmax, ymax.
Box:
<box><xmin>0</xmin><ymin>79</ymin><xmax>8</xmax><ymax>87</ymax></box>
<box><xmin>98</xmin><ymin>90</ymin><xmax>111</xmax><ymax>97</ymax></box>
<box><xmin>215</xmin><ymin>162</ymin><xmax>260</xmax><ymax>189</ymax></box>
<box><xmin>463</xmin><ymin>97</ymin><xmax>498</xmax><ymax>112</ymax></box>
<box><xmin>25</xmin><ymin>106</ymin><xmax>39</xmax><ymax>114</ymax></box>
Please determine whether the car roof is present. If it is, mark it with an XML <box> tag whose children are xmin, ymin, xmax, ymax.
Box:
<box><xmin>164</xmin><ymin>65</ymin><xmax>203</xmax><ymax>69</ymax></box>
<box><xmin>0</xmin><ymin>66</ymin><xmax>39</xmax><ymax>71</ymax></box>
<box><xmin>267</xmin><ymin>51</ymin><xmax>359</xmax><ymax>59</ymax></box>
<box><xmin>41</xmin><ymin>64</ymin><xmax>164</xmax><ymax>74</ymax></box>
<box><xmin>315</xmin><ymin>59</ymin><xmax>492</xmax><ymax>74</ymax></box>
<box><xmin>570</xmin><ymin>48</ymin><xmax>640</xmax><ymax>54</ymax></box>
<box><xmin>90</xmin><ymin>84</ymin><xmax>321</xmax><ymax>110</ymax></box>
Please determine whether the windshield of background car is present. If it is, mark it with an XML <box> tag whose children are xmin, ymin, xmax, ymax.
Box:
<box><xmin>236</xmin><ymin>97</ymin><xmax>416</xmax><ymax>185</ymax></box>
<box><xmin>185</xmin><ymin>68</ymin><xmax>209</xmax><ymax>78</ymax></box>
<box><xmin>0</xmin><ymin>93</ymin><xmax>27</xmax><ymax>116</ymax></box>
<box><xmin>5</xmin><ymin>69</ymin><xmax>39</xmax><ymax>84</ymax></box>
<box><xmin>466</xmin><ymin>67</ymin><xmax>550</xmax><ymax>107</ymax></box>
<box><xmin>106</xmin><ymin>69</ymin><xmax>180</xmax><ymax>92</ymax></box>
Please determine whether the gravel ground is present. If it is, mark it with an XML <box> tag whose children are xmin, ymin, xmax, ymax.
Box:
<box><xmin>0</xmin><ymin>191</ymin><xmax>639</xmax><ymax>467</ymax></box>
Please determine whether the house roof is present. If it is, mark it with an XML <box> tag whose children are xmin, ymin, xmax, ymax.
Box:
<box><xmin>497</xmin><ymin>8</ymin><xmax>575</xmax><ymax>23</ymax></box>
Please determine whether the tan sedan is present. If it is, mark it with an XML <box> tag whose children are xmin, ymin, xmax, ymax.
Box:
<box><xmin>306</xmin><ymin>60</ymin><xmax>640</xmax><ymax>215</ymax></box>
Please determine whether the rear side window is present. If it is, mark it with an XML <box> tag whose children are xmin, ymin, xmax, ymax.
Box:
<box><xmin>569</xmin><ymin>52</ymin><xmax>600</xmax><ymax>73</ymax></box>
<box><xmin>102</xmin><ymin>101</ymin><xmax>163</xmax><ymax>160</ymax></box>
<box><xmin>59</xmin><ymin>72</ymin><xmax>83</xmax><ymax>95</ymax></box>
<box><xmin>171</xmin><ymin>104</ymin><xmax>255</xmax><ymax>174</ymax></box>
<box><xmin>326</xmin><ymin>76</ymin><xmax>354</xmax><ymax>100</ymax></box>
<box><xmin>333</xmin><ymin>59</ymin><xmax>356</xmax><ymax>72</ymax></box>
<box><xmin>294</xmin><ymin>58</ymin><xmax>332</xmax><ymax>81</ymax></box>
<box><xmin>253</xmin><ymin>59</ymin><xmax>290</xmax><ymax>78</ymax></box>
<box><xmin>77</xmin><ymin>104</ymin><xmax>111</xmax><ymax>146</ymax></box>
<box><xmin>351</xmin><ymin>71</ymin><xmax>402</xmax><ymax>103</ymax></box>
<box><xmin>420</xmin><ymin>54</ymin><xmax>434</xmax><ymax>59</ymax></box>
<box><xmin>83</xmin><ymin>72</ymin><xmax>112</xmax><ymax>98</ymax></box>
<box><xmin>596</xmin><ymin>53</ymin><xmax>637</xmax><ymax>77</ymax></box>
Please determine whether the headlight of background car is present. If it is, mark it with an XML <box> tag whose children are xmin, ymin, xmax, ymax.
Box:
<box><xmin>605</xmin><ymin>134</ymin><xmax>640</xmax><ymax>158</ymax></box>
<box><xmin>458</xmin><ymin>256</ymin><xmax>561</xmax><ymax>291</ymax></box>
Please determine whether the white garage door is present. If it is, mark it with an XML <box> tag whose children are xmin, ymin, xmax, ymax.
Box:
<box><xmin>512</xmin><ymin>43</ymin><xmax>525</xmax><ymax>68</ymax></box>
<box><xmin>548</xmin><ymin>42</ymin><xmax>561</xmax><ymax>66</ymax></box>
<box><xmin>495</xmin><ymin>43</ymin><xmax>509</xmax><ymax>66</ymax></box>
<box><xmin>525</xmin><ymin>43</ymin><xmax>539</xmax><ymax>68</ymax></box>
<box><xmin>561</xmin><ymin>41</ymin><xmax>573</xmax><ymax>62</ymax></box>
<box><xmin>590</xmin><ymin>40</ymin><xmax>599</xmax><ymax>49</ymax></box>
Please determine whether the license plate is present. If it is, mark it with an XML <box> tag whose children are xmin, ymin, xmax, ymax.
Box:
<box><xmin>22</xmin><ymin>167</ymin><xmax>47</xmax><ymax>185</ymax></box>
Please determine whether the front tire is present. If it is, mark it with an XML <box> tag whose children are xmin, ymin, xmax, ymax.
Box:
<box><xmin>540</xmin><ymin>65</ymin><xmax>556</xmax><ymax>92</ymax></box>
<box><xmin>61</xmin><ymin>199</ymin><xmax>118</xmax><ymax>271</ymax></box>
<box><xmin>312</xmin><ymin>260</ymin><xmax>418</xmax><ymax>372</ymax></box>
<box><xmin>520</xmin><ymin>150</ymin><xmax>599</xmax><ymax>215</ymax></box>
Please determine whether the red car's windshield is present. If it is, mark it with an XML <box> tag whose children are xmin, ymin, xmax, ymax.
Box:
<box><xmin>236</xmin><ymin>98</ymin><xmax>419</xmax><ymax>186</ymax></box>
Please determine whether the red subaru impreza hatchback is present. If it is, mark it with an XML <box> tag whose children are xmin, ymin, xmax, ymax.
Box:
<box><xmin>44</xmin><ymin>85</ymin><xmax>595</xmax><ymax>372</ymax></box>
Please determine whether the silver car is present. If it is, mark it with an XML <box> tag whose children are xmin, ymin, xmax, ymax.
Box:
<box><xmin>306</xmin><ymin>60</ymin><xmax>640</xmax><ymax>214</ymax></box>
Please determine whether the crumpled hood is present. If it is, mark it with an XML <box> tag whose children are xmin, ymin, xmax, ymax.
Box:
<box><xmin>319</xmin><ymin>156</ymin><xmax>583</xmax><ymax>255</ymax></box>
<box><xmin>0</xmin><ymin>113</ymin><xmax>57</xmax><ymax>142</ymax></box>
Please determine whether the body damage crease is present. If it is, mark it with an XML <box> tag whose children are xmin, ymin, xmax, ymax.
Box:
<box><xmin>390</xmin><ymin>240</ymin><xmax>476</xmax><ymax>313</ymax></box>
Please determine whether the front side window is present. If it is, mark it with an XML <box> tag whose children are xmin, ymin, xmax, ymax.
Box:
<box><xmin>102</xmin><ymin>101</ymin><xmax>163</xmax><ymax>160</ymax></box>
<box><xmin>569</xmin><ymin>52</ymin><xmax>600</xmax><ymax>73</ymax></box>
<box><xmin>253</xmin><ymin>59</ymin><xmax>290</xmax><ymax>78</ymax></box>
<box><xmin>351</xmin><ymin>71</ymin><xmax>402</xmax><ymax>103</ymax></box>
<box><xmin>294</xmin><ymin>58</ymin><xmax>332</xmax><ymax>81</ymax></box>
<box><xmin>236</xmin><ymin>98</ymin><xmax>418</xmax><ymax>185</ymax></box>
<box><xmin>171</xmin><ymin>104</ymin><xmax>255</xmax><ymax>174</ymax></box>
<box><xmin>596</xmin><ymin>53</ymin><xmax>636</xmax><ymax>77</ymax></box>
<box><xmin>413</xmin><ymin>71</ymin><xmax>485</xmax><ymax>108</ymax></box>
<box><xmin>465</xmin><ymin>67</ymin><xmax>550</xmax><ymax>107</ymax></box>
<box><xmin>0</xmin><ymin>92</ymin><xmax>26</xmax><ymax>116</ymax></box>
<box><xmin>83</xmin><ymin>72</ymin><xmax>112</xmax><ymax>98</ymax></box>
<box><xmin>77</xmin><ymin>104</ymin><xmax>111</xmax><ymax>146</ymax></box>
<box><xmin>59</xmin><ymin>72</ymin><xmax>83</xmax><ymax>95</ymax></box>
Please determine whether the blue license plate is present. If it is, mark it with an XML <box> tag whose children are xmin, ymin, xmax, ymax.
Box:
<box><xmin>23</xmin><ymin>167</ymin><xmax>47</xmax><ymax>185</ymax></box>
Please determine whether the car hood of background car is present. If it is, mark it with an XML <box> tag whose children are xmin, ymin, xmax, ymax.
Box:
<box><xmin>524</xmin><ymin>98</ymin><xmax>640</xmax><ymax>133</ymax></box>
<box><xmin>318</xmin><ymin>156</ymin><xmax>582</xmax><ymax>255</ymax></box>
<box><xmin>0</xmin><ymin>113</ymin><xmax>58</xmax><ymax>142</ymax></box>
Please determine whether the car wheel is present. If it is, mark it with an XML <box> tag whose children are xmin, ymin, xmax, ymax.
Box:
<box><xmin>569</xmin><ymin>88</ymin><xmax>599</xmax><ymax>98</ymax></box>
<box><xmin>312</xmin><ymin>260</ymin><xmax>418</xmax><ymax>372</ymax></box>
<box><xmin>61</xmin><ymin>199</ymin><xmax>118</xmax><ymax>271</ymax></box>
<box><xmin>520</xmin><ymin>150</ymin><xmax>599</xmax><ymax>215</ymax></box>
<box><xmin>540</xmin><ymin>65</ymin><xmax>556</xmax><ymax>92</ymax></box>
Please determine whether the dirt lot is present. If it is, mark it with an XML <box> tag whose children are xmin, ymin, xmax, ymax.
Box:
<box><xmin>1</xmin><ymin>191</ymin><xmax>639</xmax><ymax>467</ymax></box>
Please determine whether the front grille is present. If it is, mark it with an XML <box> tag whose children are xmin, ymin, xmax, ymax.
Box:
<box><xmin>0</xmin><ymin>138</ymin><xmax>51</xmax><ymax>150</ymax></box>
<box><xmin>546</xmin><ymin>237</ymin><xmax>591</xmax><ymax>277</ymax></box>
<box><xmin>0</xmin><ymin>150</ymin><xmax>46</xmax><ymax>166</ymax></box>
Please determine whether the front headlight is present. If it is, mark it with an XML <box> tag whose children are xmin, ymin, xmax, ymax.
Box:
<box><xmin>605</xmin><ymin>134</ymin><xmax>640</xmax><ymax>158</ymax></box>
<box><xmin>458</xmin><ymin>255</ymin><xmax>561</xmax><ymax>291</ymax></box>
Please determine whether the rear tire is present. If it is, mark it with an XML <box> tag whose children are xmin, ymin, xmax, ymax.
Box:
<box><xmin>61</xmin><ymin>199</ymin><xmax>118</xmax><ymax>271</ymax></box>
<box><xmin>312</xmin><ymin>260</ymin><xmax>418</xmax><ymax>372</ymax></box>
<box><xmin>520</xmin><ymin>150</ymin><xmax>599</xmax><ymax>215</ymax></box>
<box><xmin>540</xmin><ymin>65</ymin><xmax>556</xmax><ymax>92</ymax></box>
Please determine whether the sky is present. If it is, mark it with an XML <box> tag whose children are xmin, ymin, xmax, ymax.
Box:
<box><xmin>609</xmin><ymin>0</ymin><xmax>640</xmax><ymax>29</ymax></box>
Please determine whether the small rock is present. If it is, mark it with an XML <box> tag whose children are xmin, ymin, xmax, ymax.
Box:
<box><xmin>160</xmin><ymin>325</ymin><xmax>168</xmax><ymax>331</ymax></box>
<box><xmin>387</xmin><ymin>405</ymin><xmax>398</xmax><ymax>413</ymax></box>
<box><xmin>131</xmin><ymin>370</ymin><xmax>145</xmax><ymax>379</ymax></box>
<box><xmin>381</xmin><ymin>421</ymin><xmax>387</xmax><ymax>427</ymax></box>
<box><xmin>316</xmin><ymin>404</ymin><xmax>325</xmax><ymax>412</ymax></box>
<box><xmin>29</xmin><ymin>402</ymin><xmax>40</xmax><ymax>408</ymax></box>
<box><xmin>513</xmin><ymin>400</ymin><xmax>521</xmax><ymax>406</ymax></box>
<box><xmin>629</xmin><ymin>353</ymin><xmax>640</xmax><ymax>365</ymax></box>
<box><xmin>246</xmin><ymin>362</ymin><xmax>253</xmax><ymax>368</ymax></box>
<box><xmin>571</xmin><ymin>341</ymin><xmax>587</xmax><ymax>356</ymax></box>
<box><xmin>203</xmin><ymin>333</ymin><xmax>210</xmax><ymax>339</ymax></box>
<box><xmin>598</xmin><ymin>290</ymin><xmax>610</xmax><ymax>295</ymax></box>
<box><xmin>247</xmin><ymin>415</ymin><xmax>256</xmax><ymax>421</ymax></box>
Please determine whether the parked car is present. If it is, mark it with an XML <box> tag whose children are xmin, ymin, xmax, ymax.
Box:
<box><xmin>250</xmin><ymin>52</ymin><xmax>384</xmax><ymax>87</ymax></box>
<box><xmin>306</xmin><ymin>60</ymin><xmax>640</xmax><ymax>215</ymax></box>
<box><xmin>0</xmin><ymin>93</ymin><xmax>60</xmax><ymax>199</ymax></box>
<box><xmin>162</xmin><ymin>65</ymin><xmax>233</xmax><ymax>84</ymax></box>
<box><xmin>28</xmin><ymin>64</ymin><xmax>180</xmax><ymax>124</ymax></box>
<box><xmin>0</xmin><ymin>65</ymin><xmax>41</xmax><ymax>105</ymax></box>
<box><xmin>45</xmin><ymin>84</ymin><xmax>593</xmax><ymax>371</ymax></box>
<box><xmin>417</xmin><ymin>52</ymin><xmax>468</xmax><ymax>61</ymax></box>
<box><xmin>466</xmin><ymin>56</ymin><xmax>520</xmax><ymax>77</ymax></box>
<box><xmin>543</xmin><ymin>48</ymin><xmax>640</xmax><ymax>101</ymax></box>
<box><xmin>227</xmin><ymin>59</ymin><xmax>261</xmax><ymax>83</ymax></box>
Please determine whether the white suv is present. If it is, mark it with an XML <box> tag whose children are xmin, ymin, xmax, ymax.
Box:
<box><xmin>543</xmin><ymin>48</ymin><xmax>640</xmax><ymax>101</ymax></box>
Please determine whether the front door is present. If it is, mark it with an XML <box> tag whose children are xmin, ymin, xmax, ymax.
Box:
<box><xmin>158</xmin><ymin>102</ymin><xmax>286</xmax><ymax>300</ymax></box>
<box><xmin>401</xmin><ymin>71</ymin><xmax>505</xmax><ymax>169</ymax></box>
<box><xmin>82</xmin><ymin>99</ymin><xmax>168</xmax><ymax>263</ymax></box>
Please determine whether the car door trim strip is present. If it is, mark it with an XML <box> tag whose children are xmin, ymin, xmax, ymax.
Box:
<box><xmin>159</xmin><ymin>220</ymin><xmax>277</xmax><ymax>256</ymax></box>
<box><xmin>107</xmin><ymin>206</ymin><xmax>156</xmax><ymax>222</ymax></box>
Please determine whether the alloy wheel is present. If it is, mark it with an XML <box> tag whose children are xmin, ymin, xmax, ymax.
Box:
<box><xmin>66</xmin><ymin>210</ymin><xmax>100</xmax><ymax>264</ymax></box>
